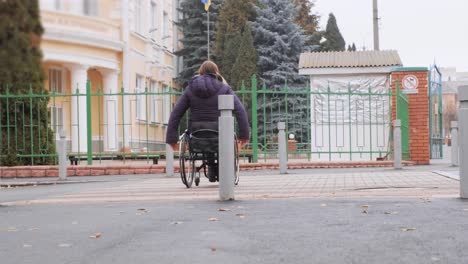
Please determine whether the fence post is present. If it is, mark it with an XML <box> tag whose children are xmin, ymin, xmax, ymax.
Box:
<box><xmin>218</xmin><ymin>95</ymin><xmax>235</xmax><ymax>201</ymax></box>
<box><xmin>459</xmin><ymin>88</ymin><xmax>468</xmax><ymax>198</ymax></box>
<box><xmin>451</xmin><ymin>121</ymin><xmax>459</xmax><ymax>167</ymax></box>
<box><xmin>86</xmin><ymin>80</ymin><xmax>93</xmax><ymax>165</ymax></box>
<box><xmin>166</xmin><ymin>144</ymin><xmax>174</xmax><ymax>176</ymax></box>
<box><xmin>278</xmin><ymin>122</ymin><xmax>287</xmax><ymax>174</ymax></box>
<box><xmin>58</xmin><ymin>130</ymin><xmax>67</xmax><ymax>181</ymax></box>
<box><xmin>393</xmin><ymin>119</ymin><xmax>402</xmax><ymax>169</ymax></box>
<box><xmin>251</xmin><ymin>74</ymin><xmax>258</xmax><ymax>163</ymax></box>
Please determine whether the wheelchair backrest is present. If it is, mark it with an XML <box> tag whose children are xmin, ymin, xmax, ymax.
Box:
<box><xmin>190</xmin><ymin>129</ymin><xmax>219</xmax><ymax>153</ymax></box>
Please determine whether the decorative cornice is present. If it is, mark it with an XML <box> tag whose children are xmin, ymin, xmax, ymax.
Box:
<box><xmin>43</xmin><ymin>28</ymin><xmax>124</xmax><ymax>51</ymax></box>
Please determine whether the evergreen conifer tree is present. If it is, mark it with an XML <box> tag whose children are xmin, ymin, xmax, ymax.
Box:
<box><xmin>0</xmin><ymin>0</ymin><xmax>55</xmax><ymax>165</ymax></box>
<box><xmin>215</xmin><ymin>0</ymin><xmax>256</xmax><ymax>79</ymax></box>
<box><xmin>220</xmin><ymin>33</ymin><xmax>242</xmax><ymax>82</ymax></box>
<box><xmin>292</xmin><ymin>0</ymin><xmax>319</xmax><ymax>36</ymax></box>
<box><xmin>352</xmin><ymin>43</ymin><xmax>357</xmax><ymax>51</ymax></box>
<box><xmin>251</xmin><ymin>0</ymin><xmax>307</xmax><ymax>89</ymax></box>
<box><xmin>230</xmin><ymin>25</ymin><xmax>257</xmax><ymax>90</ymax></box>
<box><xmin>322</xmin><ymin>13</ymin><xmax>346</xmax><ymax>51</ymax></box>
<box><xmin>176</xmin><ymin>0</ymin><xmax>223</xmax><ymax>86</ymax></box>
<box><xmin>251</xmin><ymin>0</ymin><xmax>309</xmax><ymax>144</ymax></box>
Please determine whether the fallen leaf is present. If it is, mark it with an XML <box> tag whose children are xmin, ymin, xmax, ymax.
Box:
<box><xmin>384</xmin><ymin>211</ymin><xmax>399</xmax><ymax>215</ymax></box>
<box><xmin>400</xmin><ymin>227</ymin><xmax>416</xmax><ymax>232</ymax></box>
<box><xmin>208</xmin><ymin>218</ymin><xmax>219</xmax><ymax>222</ymax></box>
<box><xmin>218</xmin><ymin>208</ymin><xmax>231</xmax><ymax>212</ymax></box>
<box><xmin>361</xmin><ymin>209</ymin><xmax>368</xmax><ymax>214</ymax></box>
<box><xmin>58</xmin><ymin>243</ymin><xmax>71</xmax><ymax>248</ymax></box>
<box><xmin>89</xmin><ymin>233</ymin><xmax>102</xmax><ymax>239</ymax></box>
<box><xmin>235</xmin><ymin>213</ymin><xmax>246</xmax><ymax>219</ymax></box>
<box><xmin>136</xmin><ymin>208</ymin><xmax>148</xmax><ymax>215</ymax></box>
<box><xmin>170</xmin><ymin>221</ymin><xmax>183</xmax><ymax>225</ymax></box>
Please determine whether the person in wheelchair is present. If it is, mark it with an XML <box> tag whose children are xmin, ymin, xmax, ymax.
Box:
<box><xmin>165</xmin><ymin>60</ymin><xmax>250</xmax><ymax>183</ymax></box>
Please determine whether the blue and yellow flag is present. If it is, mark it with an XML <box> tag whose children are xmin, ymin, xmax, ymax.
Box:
<box><xmin>201</xmin><ymin>0</ymin><xmax>211</xmax><ymax>11</ymax></box>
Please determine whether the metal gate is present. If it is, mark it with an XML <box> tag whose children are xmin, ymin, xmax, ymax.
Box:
<box><xmin>235</xmin><ymin>75</ymin><xmax>395</xmax><ymax>162</ymax></box>
<box><xmin>428</xmin><ymin>65</ymin><xmax>443</xmax><ymax>159</ymax></box>
<box><xmin>396</xmin><ymin>81</ymin><xmax>410</xmax><ymax>160</ymax></box>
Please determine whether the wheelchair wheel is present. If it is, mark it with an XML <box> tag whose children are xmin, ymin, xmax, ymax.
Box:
<box><xmin>234</xmin><ymin>136</ymin><xmax>240</xmax><ymax>185</ymax></box>
<box><xmin>179</xmin><ymin>134</ymin><xmax>194</xmax><ymax>188</ymax></box>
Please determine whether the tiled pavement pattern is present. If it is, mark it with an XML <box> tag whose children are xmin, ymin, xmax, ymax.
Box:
<box><xmin>5</xmin><ymin>169</ymin><xmax>459</xmax><ymax>206</ymax></box>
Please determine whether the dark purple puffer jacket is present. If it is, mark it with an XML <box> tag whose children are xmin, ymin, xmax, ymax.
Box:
<box><xmin>165</xmin><ymin>74</ymin><xmax>250</xmax><ymax>144</ymax></box>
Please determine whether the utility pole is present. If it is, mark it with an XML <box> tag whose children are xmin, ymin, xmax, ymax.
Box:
<box><xmin>373</xmin><ymin>0</ymin><xmax>380</xmax><ymax>51</ymax></box>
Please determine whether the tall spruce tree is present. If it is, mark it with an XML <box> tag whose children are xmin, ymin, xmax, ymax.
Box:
<box><xmin>322</xmin><ymin>13</ymin><xmax>346</xmax><ymax>51</ymax></box>
<box><xmin>176</xmin><ymin>0</ymin><xmax>223</xmax><ymax>86</ymax></box>
<box><xmin>0</xmin><ymin>0</ymin><xmax>55</xmax><ymax>165</ymax></box>
<box><xmin>230</xmin><ymin>25</ymin><xmax>257</xmax><ymax>90</ymax></box>
<box><xmin>251</xmin><ymin>0</ymin><xmax>307</xmax><ymax>88</ymax></box>
<box><xmin>215</xmin><ymin>0</ymin><xmax>256</xmax><ymax>81</ymax></box>
<box><xmin>220</xmin><ymin>33</ymin><xmax>241</xmax><ymax>82</ymax></box>
<box><xmin>251</xmin><ymin>0</ymin><xmax>309</xmax><ymax>144</ymax></box>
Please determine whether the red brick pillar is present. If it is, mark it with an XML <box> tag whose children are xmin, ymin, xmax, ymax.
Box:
<box><xmin>391</xmin><ymin>68</ymin><xmax>430</xmax><ymax>165</ymax></box>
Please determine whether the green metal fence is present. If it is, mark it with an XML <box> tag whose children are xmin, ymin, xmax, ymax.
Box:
<box><xmin>235</xmin><ymin>75</ymin><xmax>397</xmax><ymax>162</ymax></box>
<box><xmin>1</xmin><ymin>75</ymin><xmax>409</xmax><ymax>166</ymax></box>
<box><xmin>1</xmin><ymin>82</ymin><xmax>182</xmax><ymax>166</ymax></box>
<box><xmin>428</xmin><ymin>64</ymin><xmax>443</xmax><ymax>159</ymax></box>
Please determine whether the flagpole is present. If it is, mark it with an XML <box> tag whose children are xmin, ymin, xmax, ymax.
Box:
<box><xmin>207</xmin><ymin>9</ymin><xmax>210</xmax><ymax>60</ymax></box>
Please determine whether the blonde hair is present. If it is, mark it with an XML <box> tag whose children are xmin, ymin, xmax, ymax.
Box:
<box><xmin>197</xmin><ymin>60</ymin><xmax>227</xmax><ymax>83</ymax></box>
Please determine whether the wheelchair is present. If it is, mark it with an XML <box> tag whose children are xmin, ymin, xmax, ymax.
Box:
<box><xmin>178</xmin><ymin>128</ymin><xmax>240</xmax><ymax>188</ymax></box>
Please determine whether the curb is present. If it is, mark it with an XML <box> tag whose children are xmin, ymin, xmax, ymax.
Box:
<box><xmin>0</xmin><ymin>161</ymin><xmax>416</xmax><ymax>179</ymax></box>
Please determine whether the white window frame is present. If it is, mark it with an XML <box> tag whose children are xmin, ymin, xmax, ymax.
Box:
<box><xmin>162</xmin><ymin>11</ymin><xmax>169</xmax><ymax>47</ymax></box>
<box><xmin>135</xmin><ymin>75</ymin><xmax>147</xmax><ymax>121</ymax></box>
<box><xmin>150</xmin><ymin>2</ymin><xmax>158</xmax><ymax>40</ymax></box>
<box><xmin>50</xmin><ymin>105</ymin><xmax>64</xmax><ymax>139</ymax></box>
<box><xmin>48</xmin><ymin>67</ymin><xmax>65</xmax><ymax>94</ymax></box>
<box><xmin>150</xmin><ymin>80</ymin><xmax>160</xmax><ymax>123</ymax></box>
<box><xmin>133</xmin><ymin>0</ymin><xmax>144</xmax><ymax>35</ymax></box>
<box><xmin>83</xmin><ymin>0</ymin><xmax>98</xmax><ymax>16</ymax></box>
<box><xmin>162</xmin><ymin>84</ymin><xmax>171</xmax><ymax>124</ymax></box>
<box><xmin>40</xmin><ymin>0</ymin><xmax>62</xmax><ymax>10</ymax></box>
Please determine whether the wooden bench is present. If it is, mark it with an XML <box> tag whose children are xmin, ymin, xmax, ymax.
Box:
<box><xmin>239</xmin><ymin>149</ymin><xmax>253</xmax><ymax>163</ymax></box>
<box><xmin>154</xmin><ymin>149</ymin><xmax>254</xmax><ymax>163</ymax></box>
<box><xmin>69</xmin><ymin>152</ymin><xmax>160</xmax><ymax>165</ymax></box>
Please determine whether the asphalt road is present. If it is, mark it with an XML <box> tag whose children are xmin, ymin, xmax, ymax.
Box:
<box><xmin>1</xmin><ymin>170</ymin><xmax>467</xmax><ymax>264</ymax></box>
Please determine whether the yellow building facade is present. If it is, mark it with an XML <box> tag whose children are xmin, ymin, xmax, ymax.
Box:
<box><xmin>39</xmin><ymin>0</ymin><xmax>182</xmax><ymax>153</ymax></box>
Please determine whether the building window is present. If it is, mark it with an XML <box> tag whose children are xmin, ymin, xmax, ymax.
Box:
<box><xmin>49</xmin><ymin>68</ymin><xmax>65</xmax><ymax>93</ymax></box>
<box><xmin>136</xmin><ymin>75</ymin><xmax>147</xmax><ymax>121</ymax></box>
<box><xmin>132</xmin><ymin>0</ymin><xmax>144</xmax><ymax>35</ymax></box>
<box><xmin>50</xmin><ymin>105</ymin><xmax>64</xmax><ymax>138</ymax></box>
<box><xmin>83</xmin><ymin>0</ymin><xmax>98</xmax><ymax>16</ymax></box>
<box><xmin>150</xmin><ymin>81</ymin><xmax>160</xmax><ymax>123</ymax></box>
<box><xmin>40</xmin><ymin>0</ymin><xmax>62</xmax><ymax>10</ymax></box>
<box><xmin>150</xmin><ymin>2</ymin><xmax>158</xmax><ymax>39</ymax></box>
<box><xmin>162</xmin><ymin>84</ymin><xmax>171</xmax><ymax>124</ymax></box>
<box><xmin>162</xmin><ymin>11</ymin><xmax>169</xmax><ymax>46</ymax></box>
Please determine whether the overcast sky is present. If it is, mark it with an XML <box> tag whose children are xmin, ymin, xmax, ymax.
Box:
<box><xmin>313</xmin><ymin>0</ymin><xmax>468</xmax><ymax>71</ymax></box>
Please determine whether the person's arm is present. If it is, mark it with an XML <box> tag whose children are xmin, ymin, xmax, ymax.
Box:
<box><xmin>227</xmin><ymin>89</ymin><xmax>250</xmax><ymax>145</ymax></box>
<box><xmin>165</xmin><ymin>91</ymin><xmax>190</xmax><ymax>149</ymax></box>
